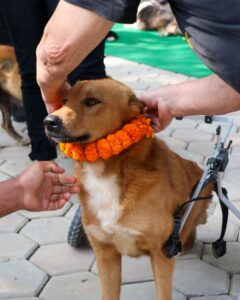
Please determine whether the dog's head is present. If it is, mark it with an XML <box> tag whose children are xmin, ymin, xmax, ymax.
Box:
<box><xmin>44</xmin><ymin>78</ymin><xmax>144</xmax><ymax>143</ymax></box>
<box><xmin>0</xmin><ymin>45</ymin><xmax>22</xmax><ymax>100</ymax></box>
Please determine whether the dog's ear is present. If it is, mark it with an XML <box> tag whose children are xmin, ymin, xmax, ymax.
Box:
<box><xmin>124</xmin><ymin>94</ymin><xmax>145</xmax><ymax>121</ymax></box>
<box><xmin>128</xmin><ymin>94</ymin><xmax>145</xmax><ymax>112</ymax></box>
<box><xmin>63</xmin><ymin>80</ymin><xmax>85</xmax><ymax>102</ymax></box>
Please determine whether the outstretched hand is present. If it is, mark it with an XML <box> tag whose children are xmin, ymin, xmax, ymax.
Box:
<box><xmin>17</xmin><ymin>161</ymin><xmax>80</xmax><ymax>211</ymax></box>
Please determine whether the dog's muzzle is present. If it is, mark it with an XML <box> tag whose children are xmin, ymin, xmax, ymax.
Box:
<box><xmin>44</xmin><ymin>115</ymin><xmax>91</xmax><ymax>143</ymax></box>
<box><xmin>44</xmin><ymin>115</ymin><xmax>63</xmax><ymax>135</ymax></box>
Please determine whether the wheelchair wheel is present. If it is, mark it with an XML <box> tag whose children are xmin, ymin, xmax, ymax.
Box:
<box><xmin>67</xmin><ymin>206</ymin><xmax>89</xmax><ymax>248</ymax></box>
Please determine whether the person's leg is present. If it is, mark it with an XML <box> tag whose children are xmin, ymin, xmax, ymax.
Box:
<box><xmin>0</xmin><ymin>9</ymin><xmax>12</xmax><ymax>46</ymax></box>
<box><xmin>0</xmin><ymin>1</ymin><xmax>57</xmax><ymax>160</ymax></box>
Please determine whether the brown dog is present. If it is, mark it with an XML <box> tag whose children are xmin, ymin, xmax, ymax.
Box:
<box><xmin>44</xmin><ymin>79</ymin><xmax>212</xmax><ymax>300</ymax></box>
<box><xmin>0</xmin><ymin>45</ymin><xmax>28</xmax><ymax>145</ymax></box>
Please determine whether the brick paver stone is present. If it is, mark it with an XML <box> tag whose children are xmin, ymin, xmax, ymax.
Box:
<box><xmin>20</xmin><ymin>217</ymin><xmax>71</xmax><ymax>245</ymax></box>
<box><xmin>230</xmin><ymin>274</ymin><xmax>240</xmax><ymax>298</ymax></box>
<box><xmin>0</xmin><ymin>260</ymin><xmax>48</xmax><ymax>298</ymax></box>
<box><xmin>121</xmin><ymin>281</ymin><xmax>186</xmax><ymax>300</ymax></box>
<box><xmin>172</xmin><ymin>128</ymin><xmax>213</xmax><ymax>142</ymax></box>
<box><xmin>40</xmin><ymin>272</ymin><xmax>101</xmax><ymax>300</ymax></box>
<box><xmin>189</xmin><ymin>296</ymin><xmax>235</xmax><ymax>300</ymax></box>
<box><xmin>30</xmin><ymin>243</ymin><xmax>95</xmax><ymax>276</ymax></box>
<box><xmin>187</xmin><ymin>141</ymin><xmax>215</xmax><ymax>157</ymax></box>
<box><xmin>173</xmin><ymin>259</ymin><xmax>230</xmax><ymax>296</ymax></box>
<box><xmin>0</xmin><ymin>213</ymin><xmax>28</xmax><ymax>233</ymax></box>
<box><xmin>0</xmin><ymin>159</ymin><xmax>31</xmax><ymax>177</ymax></box>
<box><xmin>197</xmin><ymin>215</ymin><xmax>239</xmax><ymax>242</ymax></box>
<box><xmin>0</xmin><ymin>233</ymin><xmax>37</xmax><ymax>260</ymax></box>
<box><xmin>202</xmin><ymin>242</ymin><xmax>240</xmax><ymax>274</ymax></box>
<box><xmin>92</xmin><ymin>255</ymin><xmax>154</xmax><ymax>283</ymax></box>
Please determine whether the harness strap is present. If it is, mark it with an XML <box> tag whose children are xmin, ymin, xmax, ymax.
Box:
<box><xmin>164</xmin><ymin>194</ymin><xmax>212</xmax><ymax>258</ymax></box>
<box><xmin>164</xmin><ymin>183</ymin><xmax>229</xmax><ymax>259</ymax></box>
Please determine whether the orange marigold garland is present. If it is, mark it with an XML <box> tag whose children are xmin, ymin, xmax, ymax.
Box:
<box><xmin>106</xmin><ymin>134</ymin><xmax>122</xmax><ymax>155</ymax></box>
<box><xmin>96</xmin><ymin>138</ymin><xmax>112</xmax><ymax>159</ymax></box>
<box><xmin>59</xmin><ymin>115</ymin><xmax>153</xmax><ymax>162</ymax></box>
<box><xmin>84</xmin><ymin>143</ymin><xmax>99</xmax><ymax>162</ymax></box>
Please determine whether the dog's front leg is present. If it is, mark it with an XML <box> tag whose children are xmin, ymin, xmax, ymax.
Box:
<box><xmin>150</xmin><ymin>251</ymin><xmax>175</xmax><ymax>300</ymax></box>
<box><xmin>90</xmin><ymin>237</ymin><xmax>121</xmax><ymax>300</ymax></box>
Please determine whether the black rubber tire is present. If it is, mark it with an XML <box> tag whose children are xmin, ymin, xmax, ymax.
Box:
<box><xmin>67</xmin><ymin>206</ymin><xmax>89</xmax><ymax>248</ymax></box>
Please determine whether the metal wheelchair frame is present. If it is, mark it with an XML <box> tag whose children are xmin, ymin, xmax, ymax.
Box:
<box><xmin>179</xmin><ymin>115</ymin><xmax>240</xmax><ymax>234</ymax></box>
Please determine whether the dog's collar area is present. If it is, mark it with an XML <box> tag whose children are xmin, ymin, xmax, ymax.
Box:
<box><xmin>59</xmin><ymin>115</ymin><xmax>154</xmax><ymax>162</ymax></box>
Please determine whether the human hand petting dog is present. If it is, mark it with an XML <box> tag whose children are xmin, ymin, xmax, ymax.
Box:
<box><xmin>139</xmin><ymin>75</ymin><xmax>240</xmax><ymax>132</ymax></box>
<box><xmin>139</xmin><ymin>88</ymin><xmax>174</xmax><ymax>132</ymax></box>
<box><xmin>0</xmin><ymin>161</ymin><xmax>80</xmax><ymax>217</ymax></box>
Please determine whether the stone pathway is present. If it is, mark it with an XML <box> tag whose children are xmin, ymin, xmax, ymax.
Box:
<box><xmin>0</xmin><ymin>56</ymin><xmax>240</xmax><ymax>300</ymax></box>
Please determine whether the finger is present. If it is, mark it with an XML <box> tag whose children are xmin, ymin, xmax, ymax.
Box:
<box><xmin>46</xmin><ymin>102</ymin><xmax>62</xmax><ymax>114</ymax></box>
<box><xmin>47</xmin><ymin>198</ymin><xmax>68</xmax><ymax>210</ymax></box>
<box><xmin>48</xmin><ymin>162</ymin><xmax>65</xmax><ymax>174</ymax></box>
<box><xmin>52</xmin><ymin>183</ymin><xmax>80</xmax><ymax>194</ymax></box>
<box><xmin>52</xmin><ymin>184</ymin><xmax>71</xmax><ymax>194</ymax></box>
<box><xmin>50</xmin><ymin>192</ymin><xmax>71</xmax><ymax>203</ymax></box>
<box><xmin>139</xmin><ymin>91</ymin><xmax>160</xmax><ymax>108</ymax></box>
<box><xmin>53</xmin><ymin>174</ymin><xmax>78</xmax><ymax>185</ymax></box>
<box><xmin>69</xmin><ymin>185</ymin><xmax>80</xmax><ymax>194</ymax></box>
<box><xmin>38</xmin><ymin>161</ymin><xmax>65</xmax><ymax>174</ymax></box>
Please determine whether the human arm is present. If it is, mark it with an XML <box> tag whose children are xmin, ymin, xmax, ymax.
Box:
<box><xmin>36</xmin><ymin>0</ymin><xmax>113</xmax><ymax>113</ymax></box>
<box><xmin>0</xmin><ymin>161</ymin><xmax>80</xmax><ymax>217</ymax></box>
<box><xmin>139</xmin><ymin>74</ymin><xmax>240</xmax><ymax>131</ymax></box>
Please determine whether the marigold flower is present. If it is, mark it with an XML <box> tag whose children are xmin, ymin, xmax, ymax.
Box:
<box><xmin>71</xmin><ymin>143</ymin><xmax>85</xmax><ymax>161</ymax></box>
<box><xmin>123</xmin><ymin>123</ymin><xmax>142</xmax><ymax>143</ymax></box>
<box><xmin>107</xmin><ymin>134</ymin><xmax>122</xmax><ymax>155</ymax></box>
<box><xmin>115</xmin><ymin>130</ymin><xmax>132</xmax><ymax>149</ymax></box>
<box><xmin>96</xmin><ymin>138</ymin><xmax>112</xmax><ymax>159</ymax></box>
<box><xmin>84</xmin><ymin>143</ymin><xmax>99</xmax><ymax>162</ymax></box>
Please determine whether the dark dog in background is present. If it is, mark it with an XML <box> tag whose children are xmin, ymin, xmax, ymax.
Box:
<box><xmin>0</xmin><ymin>45</ymin><xmax>28</xmax><ymax>145</ymax></box>
<box><xmin>137</xmin><ymin>0</ymin><xmax>181</xmax><ymax>36</ymax></box>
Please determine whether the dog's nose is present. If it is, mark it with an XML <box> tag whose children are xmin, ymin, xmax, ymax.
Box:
<box><xmin>44</xmin><ymin>115</ymin><xmax>62</xmax><ymax>133</ymax></box>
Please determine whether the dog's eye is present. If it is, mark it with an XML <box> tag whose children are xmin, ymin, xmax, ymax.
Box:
<box><xmin>83</xmin><ymin>98</ymin><xmax>101</xmax><ymax>107</ymax></box>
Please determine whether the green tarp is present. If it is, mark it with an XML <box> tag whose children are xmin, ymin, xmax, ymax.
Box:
<box><xmin>106</xmin><ymin>24</ymin><xmax>212</xmax><ymax>78</ymax></box>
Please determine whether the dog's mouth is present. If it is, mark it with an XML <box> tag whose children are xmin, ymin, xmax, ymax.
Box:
<box><xmin>44</xmin><ymin>115</ymin><xmax>91</xmax><ymax>144</ymax></box>
<box><xmin>47</xmin><ymin>132</ymin><xmax>91</xmax><ymax>144</ymax></box>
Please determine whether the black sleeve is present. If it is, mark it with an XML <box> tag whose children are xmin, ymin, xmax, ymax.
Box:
<box><xmin>169</xmin><ymin>0</ymin><xmax>240</xmax><ymax>92</ymax></box>
<box><xmin>64</xmin><ymin>0</ymin><xmax>140</xmax><ymax>23</ymax></box>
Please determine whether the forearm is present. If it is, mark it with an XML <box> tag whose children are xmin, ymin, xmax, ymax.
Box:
<box><xmin>162</xmin><ymin>75</ymin><xmax>240</xmax><ymax>117</ymax></box>
<box><xmin>0</xmin><ymin>178</ymin><xmax>23</xmax><ymax>217</ymax></box>
<box><xmin>36</xmin><ymin>0</ymin><xmax>113</xmax><ymax>98</ymax></box>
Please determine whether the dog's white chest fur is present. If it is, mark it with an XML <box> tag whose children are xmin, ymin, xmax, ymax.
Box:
<box><xmin>83</xmin><ymin>162</ymin><xmax>141</xmax><ymax>255</ymax></box>
<box><xmin>83</xmin><ymin>162</ymin><xmax>121</xmax><ymax>232</ymax></box>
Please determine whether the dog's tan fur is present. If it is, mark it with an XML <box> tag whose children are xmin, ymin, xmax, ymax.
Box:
<box><xmin>46</xmin><ymin>79</ymin><xmax>212</xmax><ymax>300</ymax></box>
<box><xmin>0</xmin><ymin>45</ymin><xmax>28</xmax><ymax>145</ymax></box>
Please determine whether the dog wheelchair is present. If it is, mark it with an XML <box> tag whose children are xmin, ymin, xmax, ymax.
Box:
<box><xmin>67</xmin><ymin>115</ymin><xmax>240</xmax><ymax>258</ymax></box>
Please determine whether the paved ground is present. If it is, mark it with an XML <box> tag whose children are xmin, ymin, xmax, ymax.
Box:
<box><xmin>1</xmin><ymin>56</ymin><xmax>240</xmax><ymax>300</ymax></box>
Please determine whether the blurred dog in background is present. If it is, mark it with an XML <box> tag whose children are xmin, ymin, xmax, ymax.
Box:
<box><xmin>0</xmin><ymin>45</ymin><xmax>28</xmax><ymax>145</ymax></box>
<box><xmin>137</xmin><ymin>0</ymin><xmax>181</xmax><ymax>36</ymax></box>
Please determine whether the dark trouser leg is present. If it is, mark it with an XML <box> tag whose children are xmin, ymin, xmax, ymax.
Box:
<box><xmin>0</xmin><ymin>1</ymin><xmax>57</xmax><ymax>160</ymax></box>
<box><xmin>0</xmin><ymin>0</ymin><xmax>106</xmax><ymax>160</ymax></box>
